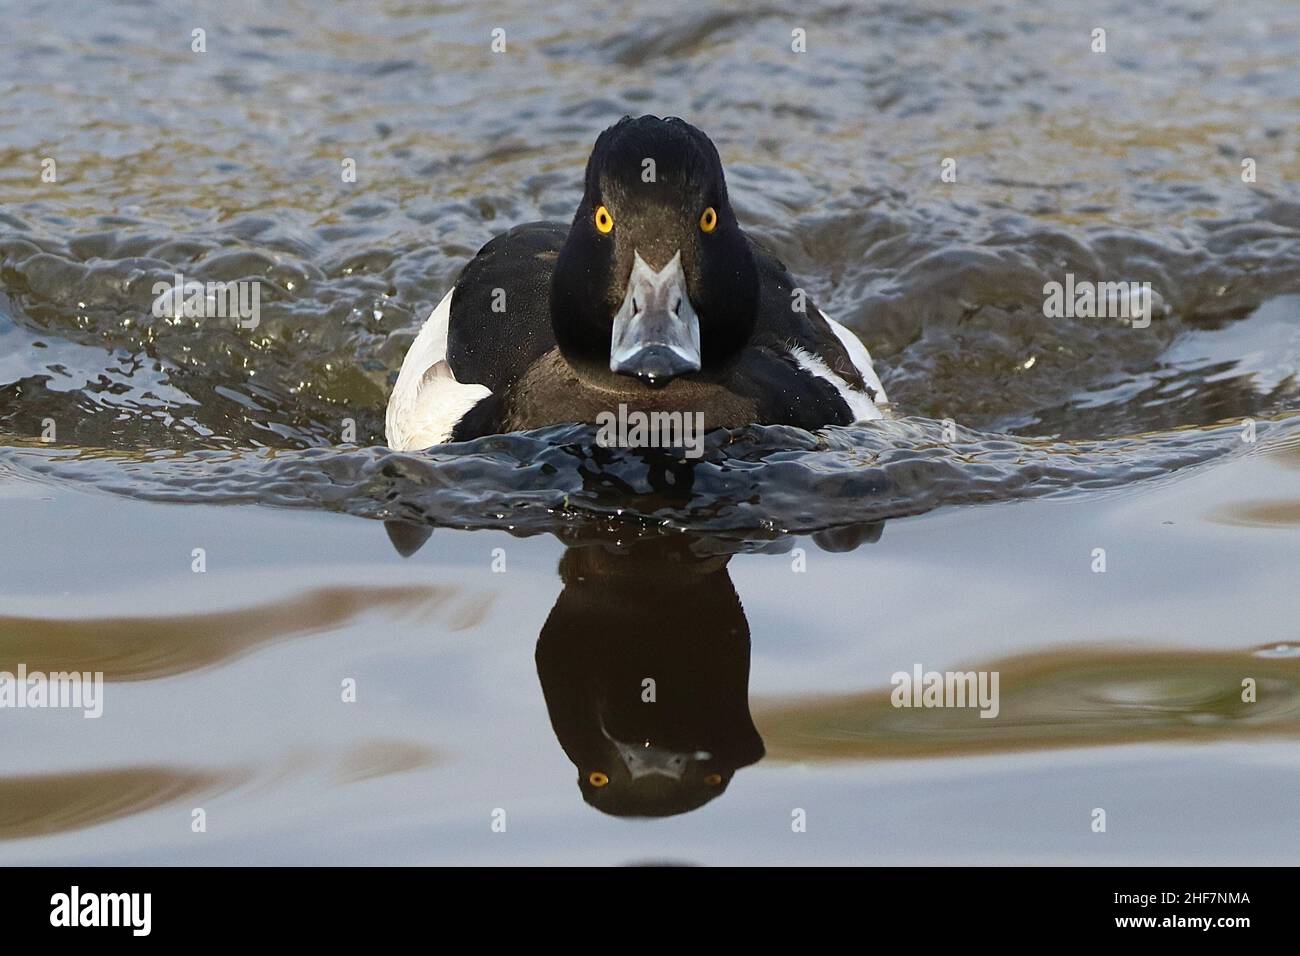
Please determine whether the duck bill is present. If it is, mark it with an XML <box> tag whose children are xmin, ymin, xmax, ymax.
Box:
<box><xmin>609</xmin><ymin>251</ymin><xmax>701</xmax><ymax>388</ymax></box>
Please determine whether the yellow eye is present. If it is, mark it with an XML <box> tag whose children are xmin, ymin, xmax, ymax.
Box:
<box><xmin>594</xmin><ymin>205</ymin><xmax>614</xmax><ymax>234</ymax></box>
<box><xmin>588</xmin><ymin>771</ymin><xmax>610</xmax><ymax>787</ymax></box>
<box><xmin>699</xmin><ymin>206</ymin><xmax>718</xmax><ymax>233</ymax></box>
<box><xmin>704</xmin><ymin>773</ymin><xmax>722</xmax><ymax>786</ymax></box>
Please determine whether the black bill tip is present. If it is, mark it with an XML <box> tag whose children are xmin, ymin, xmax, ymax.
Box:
<box><xmin>613</xmin><ymin>344</ymin><xmax>699</xmax><ymax>388</ymax></box>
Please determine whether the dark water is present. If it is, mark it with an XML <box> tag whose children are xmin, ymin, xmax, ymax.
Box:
<box><xmin>2</xmin><ymin>0</ymin><xmax>1299</xmax><ymax>863</ymax></box>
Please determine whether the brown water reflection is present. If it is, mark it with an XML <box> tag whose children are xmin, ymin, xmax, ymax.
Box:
<box><xmin>0</xmin><ymin>738</ymin><xmax>438</xmax><ymax>841</ymax></box>
<box><xmin>0</xmin><ymin>766</ymin><xmax>224</xmax><ymax>841</ymax></box>
<box><xmin>0</xmin><ymin>584</ymin><xmax>457</xmax><ymax>681</ymax></box>
<box><xmin>335</xmin><ymin>739</ymin><xmax>440</xmax><ymax>784</ymax></box>
<box><xmin>1209</xmin><ymin>433</ymin><xmax>1300</xmax><ymax>527</ymax></box>
<box><xmin>755</xmin><ymin>647</ymin><xmax>1300</xmax><ymax>761</ymax></box>
<box><xmin>1212</xmin><ymin>500</ymin><xmax>1300</xmax><ymax>527</ymax></box>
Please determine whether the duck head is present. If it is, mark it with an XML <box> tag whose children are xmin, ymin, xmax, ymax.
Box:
<box><xmin>551</xmin><ymin>116</ymin><xmax>760</xmax><ymax>389</ymax></box>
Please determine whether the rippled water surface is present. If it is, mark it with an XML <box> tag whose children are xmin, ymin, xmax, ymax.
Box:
<box><xmin>1</xmin><ymin>0</ymin><xmax>1299</xmax><ymax>863</ymax></box>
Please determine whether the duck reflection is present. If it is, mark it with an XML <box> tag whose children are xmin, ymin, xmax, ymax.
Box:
<box><xmin>384</xmin><ymin>511</ymin><xmax>886</xmax><ymax>817</ymax></box>
<box><xmin>535</xmin><ymin>539</ymin><xmax>763</xmax><ymax>817</ymax></box>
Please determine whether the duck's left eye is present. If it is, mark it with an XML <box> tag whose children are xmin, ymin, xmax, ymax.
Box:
<box><xmin>699</xmin><ymin>206</ymin><xmax>718</xmax><ymax>233</ymax></box>
<box><xmin>594</xmin><ymin>205</ymin><xmax>614</xmax><ymax>234</ymax></box>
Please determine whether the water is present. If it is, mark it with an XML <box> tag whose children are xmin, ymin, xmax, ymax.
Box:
<box><xmin>1</xmin><ymin>0</ymin><xmax>1299</xmax><ymax>863</ymax></box>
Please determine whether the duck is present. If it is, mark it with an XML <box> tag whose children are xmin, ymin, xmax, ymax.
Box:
<box><xmin>385</xmin><ymin>115</ymin><xmax>888</xmax><ymax>451</ymax></box>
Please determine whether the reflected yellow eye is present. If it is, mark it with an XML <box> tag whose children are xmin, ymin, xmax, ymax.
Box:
<box><xmin>699</xmin><ymin>206</ymin><xmax>718</xmax><ymax>233</ymax></box>
<box><xmin>705</xmin><ymin>773</ymin><xmax>722</xmax><ymax>786</ymax></box>
<box><xmin>588</xmin><ymin>771</ymin><xmax>610</xmax><ymax>787</ymax></box>
<box><xmin>594</xmin><ymin>205</ymin><xmax>614</xmax><ymax>234</ymax></box>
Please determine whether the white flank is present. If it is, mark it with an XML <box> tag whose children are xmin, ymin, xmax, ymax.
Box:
<box><xmin>823</xmin><ymin>313</ymin><xmax>888</xmax><ymax>408</ymax></box>
<box><xmin>385</xmin><ymin>289</ymin><xmax>491</xmax><ymax>451</ymax></box>
<box><xmin>791</xmin><ymin>312</ymin><xmax>889</xmax><ymax>422</ymax></box>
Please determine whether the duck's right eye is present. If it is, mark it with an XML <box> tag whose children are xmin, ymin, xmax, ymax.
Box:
<box><xmin>588</xmin><ymin>771</ymin><xmax>610</xmax><ymax>787</ymax></box>
<box><xmin>594</xmin><ymin>205</ymin><xmax>614</xmax><ymax>234</ymax></box>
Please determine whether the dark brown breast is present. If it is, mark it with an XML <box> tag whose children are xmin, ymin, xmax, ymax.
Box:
<box><xmin>503</xmin><ymin>349</ymin><xmax>758</xmax><ymax>432</ymax></box>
